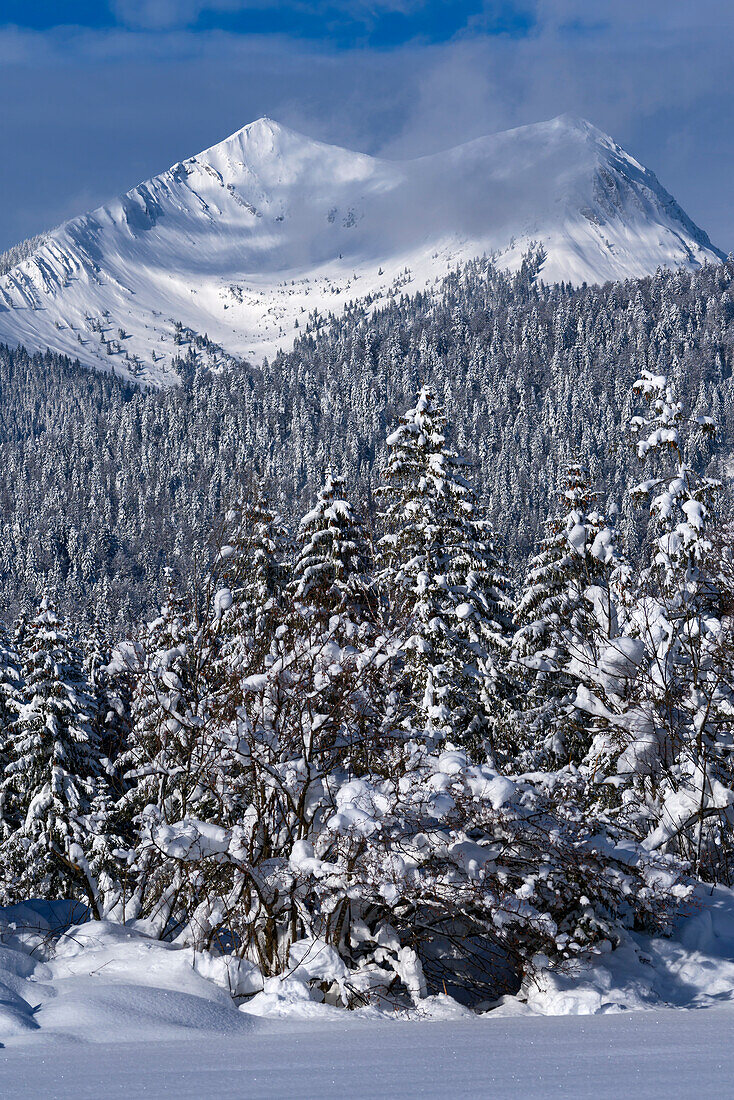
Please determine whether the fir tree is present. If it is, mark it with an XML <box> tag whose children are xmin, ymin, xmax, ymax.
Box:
<box><xmin>118</xmin><ymin>571</ymin><xmax>203</xmax><ymax>824</ymax></box>
<box><xmin>212</xmin><ymin>493</ymin><xmax>290</xmax><ymax>716</ymax></box>
<box><xmin>513</xmin><ymin>463</ymin><xmax>621</xmax><ymax>765</ymax></box>
<box><xmin>292</xmin><ymin>471</ymin><xmax>373</xmax><ymax>625</ymax></box>
<box><xmin>219</xmin><ymin>495</ymin><xmax>289</xmax><ymax>625</ymax></box>
<box><xmin>467</xmin><ymin>512</ymin><xmax>520</xmax><ymax>762</ymax></box>
<box><xmin>376</xmin><ymin>386</ymin><xmax>493</xmax><ymax>746</ymax></box>
<box><xmin>0</xmin><ymin>625</ymin><xmax>22</xmax><ymax>835</ymax></box>
<box><xmin>0</xmin><ymin>624</ymin><xmax>21</xmax><ymax>746</ymax></box>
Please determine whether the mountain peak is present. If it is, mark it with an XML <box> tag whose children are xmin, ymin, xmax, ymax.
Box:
<box><xmin>548</xmin><ymin>113</ymin><xmax>602</xmax><ymax>134</ymax></box>
<box><xmin>546</xmin><ymin>113</ymin><xmax>633</xmax><ymax>157</ymax></box>
<box><xmin>492</xmin><ymin>113</ymin><xmax>619</xmax><ymax>153</ymax></box>
<box><xmin>207</xmin><ymin>116</ymin><xmax>320</xmax><ymax>152</ymax></box>
<box><xmin>193</xmin><ymin>116</ymin><xmax>350</xmax><ymax>176</ymax></box>
<box><xmin>239</xmin><ymin>116</ymin><xmax>290</xmax><ymax>140</ymax></box>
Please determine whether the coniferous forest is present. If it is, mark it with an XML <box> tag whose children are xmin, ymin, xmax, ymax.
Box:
<box><xmin>0</xmin><ymin>255</ymin><xmax>731</xmax><ymax>631</ymax></box>
<box><xmin>0</xmin><ymin>255</ymin><xmax>733</xmax><ymax>1008</ymax></box>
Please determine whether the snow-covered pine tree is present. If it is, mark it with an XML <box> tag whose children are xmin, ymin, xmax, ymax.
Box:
<box><xmin>119</xmin><ymin>571</ymin><xmax>196</xmax><ymax>808</ymax></box>
<box><xmin>79</xmin><ymin>612</ymin><xmax>130</xmax><ymax>771</ymax></box>
<box><xmin>466</xmin><ymin>510</ymin><xmax>520</xmax><ymax>763</ymax></box>
<box><xmin>292</xmin><ymin>471</ymin><xmax>373</xmax><ymax>627</ymax></box>
<box><xmin>512</xmin><ymin>463</ymin><xmax>621</xmax><ymax>766</ymax></box>
<box><xmin>12</xmin><ymin>608</ymin><xmax>29</xmax><ymax>657</ymax></box>
<box><xmin>376</xmin><ymin>386</ymin><xmax>494</xmax><ymax>747</ymax></box>
<box><xmin>218</xmin><ymin>495</ymin><xmax>289</xmax><ymax>628</ymax></box>
<box><xmin>0</xmin><ymin>597</ymin><xmax>109</xmax><ymax>911</ymax></box>
<box><xmin>70</xmin><ymin>615</ymin><xmax>131</xmax><ymax>906</ymax></box>
<box><xmin>0</xmin><ymin>625</ymin><xmax>22</xmax><ymax>835</ymax></box>
<box><xmin>0</xmin><ymin>624</ymin><xmax>21</xmax><ymax>738</ymax></box>
<box><xmin>207</xmin><ymin>493</ymin><xmax>290</xmax><ymax>723</ymax></box>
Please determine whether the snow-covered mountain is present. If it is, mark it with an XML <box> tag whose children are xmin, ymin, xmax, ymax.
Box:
<box><xmin>0</xmin><ymin>115</ymin><xmax>723</xmax><ymax>385</ymax></box>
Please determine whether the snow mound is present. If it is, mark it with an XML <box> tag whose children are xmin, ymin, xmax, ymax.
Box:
<box><xmin>0</xmin><ymin>908</ymin><xmax>256</xmax><ymax>1045</ymax></box>
<box><xmin>1</xmin><ymin>882</ymin><xmax>734</xmax><ymax>1050</ymax></box>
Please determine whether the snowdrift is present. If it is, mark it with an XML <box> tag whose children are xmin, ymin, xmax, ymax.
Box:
<box><xmin>0</xmin><ymin>882</ymin><xmax>732</xmax><ymax>1051</ymax></box>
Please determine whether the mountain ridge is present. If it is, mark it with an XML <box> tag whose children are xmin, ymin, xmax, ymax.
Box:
<box><xmin>0</xmin><ymin>115</ymin><xmax>723</xmax><ymax>385</ymax></box>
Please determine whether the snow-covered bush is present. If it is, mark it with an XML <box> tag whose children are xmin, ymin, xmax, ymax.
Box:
<box><xmin>125</xmin><ymin>738</ymin><xmax>686</xmax><ymax>1007</ymax></box>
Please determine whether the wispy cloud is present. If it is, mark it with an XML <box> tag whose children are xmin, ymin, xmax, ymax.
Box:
<box><xmin>110</xmin><ymin>1</ymin><xmax>431</xmax><ymax>30</ymax></box>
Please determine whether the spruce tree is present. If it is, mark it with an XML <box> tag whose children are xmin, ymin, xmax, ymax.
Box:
<box><xmin>118</xmin><ymin>570</ymin><xmax>205</xmax><ymax>826</ymax></box>
<box><xmin>0</xmin><ymin>625</ymin><xmax>22</xmax><ymax>836</ymax></box>
<box><xmin>467</xmin><ymin>512</ymin><xmax>520</xmax><ymax>762</ymax></box>
<box><xmin>512</xmin><ymin>463</ymin><xmax>620</xmax><ymax>766</ymax></box>
<box><xmin>213</xmin><ymin>493</ymin><xmax>290</xmax><ymax>715</ymax></box>
<box><xmin>376</xmin><ymin>386</ymin><xmax>493</xmax><ymax>747</ymax></box>
<box><xmin>219</xmin><ymin>495</ymin><xmax>289</xmax><ymax>628</ymax></box>
<box><xmin>292</xmin><ymin>471</ymin><xmax>373</xmax><ymax>626</ymax></box>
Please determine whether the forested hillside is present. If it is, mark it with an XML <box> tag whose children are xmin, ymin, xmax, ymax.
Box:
<box><xmin>0</xmin><ymin>255</ymin><xmax>731</xmax><ymax>632</ymax></box>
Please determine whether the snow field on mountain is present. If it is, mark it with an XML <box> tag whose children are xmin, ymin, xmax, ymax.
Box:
<box><xmin>0</xmin><ymin>884</ymin><xmax>733</xmax><ymax>1096</ymax></box>
<box><xmin>0</xmin><ymin>115</ymin><xmax>723</xmax><ymax>385</ymax></box>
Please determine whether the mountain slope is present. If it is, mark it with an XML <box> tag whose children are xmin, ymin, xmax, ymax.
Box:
<box><xmin>0</xmin><ymin>115</ymin><xmax>723</xmax><ymax>385</ymax></box>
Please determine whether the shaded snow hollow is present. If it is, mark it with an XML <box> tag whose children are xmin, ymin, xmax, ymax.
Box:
<box><xmin>0</xmin><ymin>115</ymin><xmax>723</xmax><ymax>386</ymax></box>
<box><xmin>0</xmin><ymin>885</ymin><xmax>733</xmax><ymax>1095</ymax></box>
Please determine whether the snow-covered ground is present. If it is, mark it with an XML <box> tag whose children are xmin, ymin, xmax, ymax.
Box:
<box><xmin>0</xmin><ymin>115</ymin><xmax>723</xmax><ymax>386</ymax></box>
<box><xmin>1</xmin><ymin>884</ymin><xmax>733</xmax><ymax>1097</ymax></box>
<box><xmin>2</xmin><ymin>1007</ymin><xmax>733</xmax><ymax>1099</ymax></box>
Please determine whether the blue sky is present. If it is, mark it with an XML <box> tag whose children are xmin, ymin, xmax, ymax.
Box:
<box><xmin>0</xmin><ymin>2</ymin><xmax>732</xmax><ymax>252</ymax></box>
<box><xmin>0</xmin><ymin>2</ymin><xmax>531</xmax><ymax>45</ymax></box>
